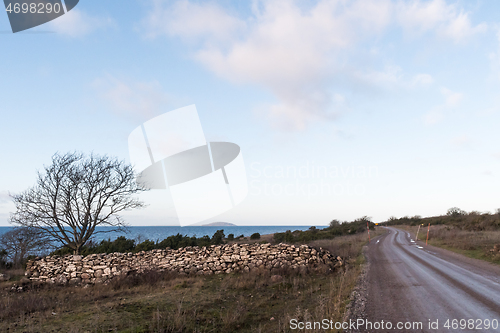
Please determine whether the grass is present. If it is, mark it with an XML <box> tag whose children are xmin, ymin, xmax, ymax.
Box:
<box><xmin>394</xmin><ymin>224</ymin><xmax>500</xmax><ymax>265</ymax></box>
<box><xmin>309</xmin><ymin>228</ymin><xmax>386</xmax><ymax>263</ymax></box>
<box><xmin>0</xmin><ymin>228</ymin><xmax>386</xmax><ymax>332</ymax></box>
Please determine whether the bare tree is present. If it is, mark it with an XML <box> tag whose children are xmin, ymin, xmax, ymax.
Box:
<box><xmin>10</xmin><ymin>152</ymin><xmax>147</xmax><ymax>254</ymax></box>
<box><xmin>0</xmin><ymin>227</ymin><xmax>50</xmax><ymax>268</ymax></box>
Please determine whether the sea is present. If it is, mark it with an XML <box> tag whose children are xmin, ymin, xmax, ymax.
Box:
<box><xmin>0</xmin><ymin>225</ymin><xmax>325</xmax><ymax>244</ymax></box>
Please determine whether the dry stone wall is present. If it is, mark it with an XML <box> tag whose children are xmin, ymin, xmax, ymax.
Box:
<box><xmin>25</xmin><ymin>243</ymin><xmax>342</xmax><ymax>285</ymax></box>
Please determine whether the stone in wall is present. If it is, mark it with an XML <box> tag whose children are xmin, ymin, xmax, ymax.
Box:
<box><xmin>25</xmin><ymin>243</ymin><xmax>343</xmax><ymax>285</ymax></box>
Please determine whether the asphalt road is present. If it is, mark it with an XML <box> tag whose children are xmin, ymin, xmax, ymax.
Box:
<box><xmin>362</xmin><ymin>227</ymin><xmax>500</xmax><ymax>333</ymax></box>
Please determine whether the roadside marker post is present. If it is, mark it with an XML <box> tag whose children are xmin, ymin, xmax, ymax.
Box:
<box><xmin>426</xmin><ymin>223</ymin><xmax>430</xmax><ymax>246</ymax></box>
<box><xmin>416</xmin><ymin>224</ymin><xmax>422</xmax><ymax>241</ymax></box>
<box><xmin>367</xmin><ymin>221</ymin><xmax>370</xmax><ymax>243</ymax></box>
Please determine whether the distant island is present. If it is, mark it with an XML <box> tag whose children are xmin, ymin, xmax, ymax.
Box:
<box><xmin>202</xmin><ymin>222</ymin><xmax>237</xmax><ymax>226</ymax></box>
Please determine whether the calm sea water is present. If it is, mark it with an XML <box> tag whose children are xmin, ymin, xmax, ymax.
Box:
<box><xmin>0</xmin><ymin>225</ymin><xmax>325</xmax><ymax>243</ymax></box>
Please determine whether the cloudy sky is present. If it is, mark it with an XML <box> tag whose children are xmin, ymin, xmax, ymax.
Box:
<box><xmin>1</xmin><ymin>0</ymin><xmax>499</xmax><ymax>226</ymax></box>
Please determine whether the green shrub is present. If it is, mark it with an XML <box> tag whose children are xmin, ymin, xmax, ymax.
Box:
<box><xmin>211</xmin><ymin>230</ymin><xmax>225</xmax><ymax>245</ymax></box>
<box><xmin>50</xmin><ymin>229</ymin><xmax>234</xmax><ymax>256</ymax></box>
<box><xmin>135</xmin><ymin>240</ymin><xmax>155</xmax><ymax>252</ymax></box>
<box><xmin>273</xmin><ymin>219</ymin><xmax>376</xmax><ymax>244</ymax></box>
<box><xmin>227</xmin><ymin>234</ymin><xmax>234</xmax><ymax>241</ymax></box>
<box><xmin>273</xmin><ymin>232</ymin><xmax>285</xmax><ymax>243</ymax></box>
<box><xmin>250</xmin><ymin>233</ymin><xmax>260</xmax><ymax>240</ymax></box>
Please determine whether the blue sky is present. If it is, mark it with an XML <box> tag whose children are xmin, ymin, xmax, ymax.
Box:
<box><xmin>1</xmin><ymin>0</ymin><xmax>500</xmax><ymax>226</ymax></box>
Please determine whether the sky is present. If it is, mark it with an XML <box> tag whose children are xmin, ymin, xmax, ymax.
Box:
<box><xmin>1</xmin><ymin>0</ymin><xmax>500</xmax><ymax>226</ymax></box>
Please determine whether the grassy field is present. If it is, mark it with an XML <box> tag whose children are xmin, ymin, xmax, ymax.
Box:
<box><xmin>0</xmin><ymin>227</ymin><xmax>386</xmax><ymax>333</ymax></box>
<box><xmin>394</xmin><ymin>224</ymin><xmax>500</xmax><ymax>265</ymax></box>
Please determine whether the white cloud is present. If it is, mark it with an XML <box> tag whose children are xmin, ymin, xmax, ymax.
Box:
<box><xmin>142</xmin><ymin>0</ymin><xmax>392</xmax><ymax>129</ymax></box>
<box><xmin>141</xmin><ymin>0</ymin><xmax>484</xmax><ymax>129</ymax></box>
<box><xmin>396</xmin><ymin>0</ymin><xmax>487</xmax><ymax>43</ymax></box>
<box><xmin>440</xmin><ymin>87</ymin><xmax>463</xmax><ymax>107</ymax></box>
<box><xmin>142</xmin><ymin>0</ymin><xmax>245</xmax><ymax>42</ymax></box>
<box><xmin>264</xmin><ymin>91</ymin><xmax>347</xmax><ymax>130</ymax></box>
<box><xmin>423</xmin><ymin>86</ymin><xmax>462</xmax><ymax>125</ymax></box>
<box><xmin>49</xmin><ymin>9</ymin><xmax>115</xmax><ymax>37</ymax></box>
<box><xmin>93</xmin><ymin>75</ymin><xmax>171</xmax><ymax>119</ymax></box>
<box><xmin>354</xmin><ymin>66</ymin><xmax>434</xmax><ymax>90</ymax></box>
<box><xmin>411</xmin><ymin>73</ymin><xmax>434</xmax><ymax>86</ymax></box>
<box><xmin>354</xmin><ymin>65</ymin><xmax>403</xmax><ymax>88</ymax></box>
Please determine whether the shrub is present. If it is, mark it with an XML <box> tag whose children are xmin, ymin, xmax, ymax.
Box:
<box><xmin>309</xmin><ymin>226</ymin><xmax>318</xmax><ymax>234</ymax></box>
<box><xmin>329</xmin><ymin>219</ymin><xmax>340</xmax><ymax>228</ymax></box>
<box><xmin>94</xmin><ymin>236</ymin><xmax>135</xmax><ymax>254</ymax></box>
<box><xmin>211</xmin><ymin>230</ymin><xmax>225</xmax><ymax>245</ymax></box>
<box><xmin>273</xmin><ymin>233</ymin><xmax>285</xmax><ymax>243</ymax></box>
<box><xmin>250</xmin><ymin>233</ymin><xmax>261</xmax><ymax>240</ymax></box>
<box><xmin>227</xmin><ymin>234</ymin><xmax>234</xmax><ymax>241</ymax></box>
<box><xmin>135</xmin><ymin>240</ymin><xmax>156</xmax><ymax>252</ymax></box>
<box><xmin>447</xmin><ymin>207</ymin><xmax>466</xmax><ymax>217</ymax></box>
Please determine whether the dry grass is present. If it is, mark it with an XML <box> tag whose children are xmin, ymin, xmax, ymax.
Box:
<box><xmin>395</xmin><ymin>224</ymin><xmax>500</xmax><ymax>265</ymax></box>
<box><xmin>279</xmin><ymin>263</ymin><xmax>361</xmax><ymax>333</ymax></box>
<box><xmin>310</xmin><ymin>227</ymin><xmax>387</xmax><ymax>263</ymax></box>
<box><xmin>0</xmin><ymin>229</ymin><xmax>385</xmax><ymax>332</ymax></box>
<box><xmin>0</xmin><ymin>268</ymin><xmax>341</xmax><ymax>332</ymax></box>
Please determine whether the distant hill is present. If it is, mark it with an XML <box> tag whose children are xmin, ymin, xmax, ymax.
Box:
<box><xmin>202</xmin><ymin>222</ymin><xmax>237</xmax><ymax>226</ymax></box>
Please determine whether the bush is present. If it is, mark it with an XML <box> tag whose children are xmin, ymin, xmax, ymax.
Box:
<box><xmin>94</xmin><ymin>236</ymin><xmax>136</xmax><ymax>254</ymax></box>
<box><xmin>211</xmin><ymin>230</ymin><xmax>225</xmax><ymax>245</ymax></box>
<box><xmin>273</xmin><ymin>232</ymin><xmax>285</xmax><ymax>243</ymax></box>
<box><xmin>109</xmin><ymin>236</ymin><xmax>136</xmax><ymax>252</ymax></box>
<box><xmin>329</xmin><ymin>219</ymin><xmax>340</xmax><ymax>228</ymax></box>
<box><xmin>227</xmin><ymin>234</ymin><xmax>234</xmax><ymax>241</ymax></box>
<box><xmin>50</xmin><ymin>229</ymin><xmax>235</xmax><ymax>256</ymax></box>
<box><xmin>135</xmin><ymin>240</ymin><xmax>155</xmax><ymax>252</ymax></box>
<box><xmin>250</xmin><ymin>233</ymin><xmax>260</xmax><ymax>240</ymax></box>
<box><xmin>384</xmin><ymin>209</ymin><xmax>500</xmax><ymax>231</ymax></box>
<box><xmin>447</xmin><ymin>207</ymin><xmax>466</xmax><ymax>217</ymax></box>
<box><xmin>273</xmin><ymin>218</ymin><xmax>376</xmax><ymax>244</ymax></box>
<box><xmin>309</xmin><ymin>226</ymin><xmax>318</xmax><ymax>234</ymax></box>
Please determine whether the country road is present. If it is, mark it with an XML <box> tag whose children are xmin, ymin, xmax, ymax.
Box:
<box><xmin>358</xmin><ymin>227</ymin><xmax>500</xmax><ymax>333</ymax></box>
